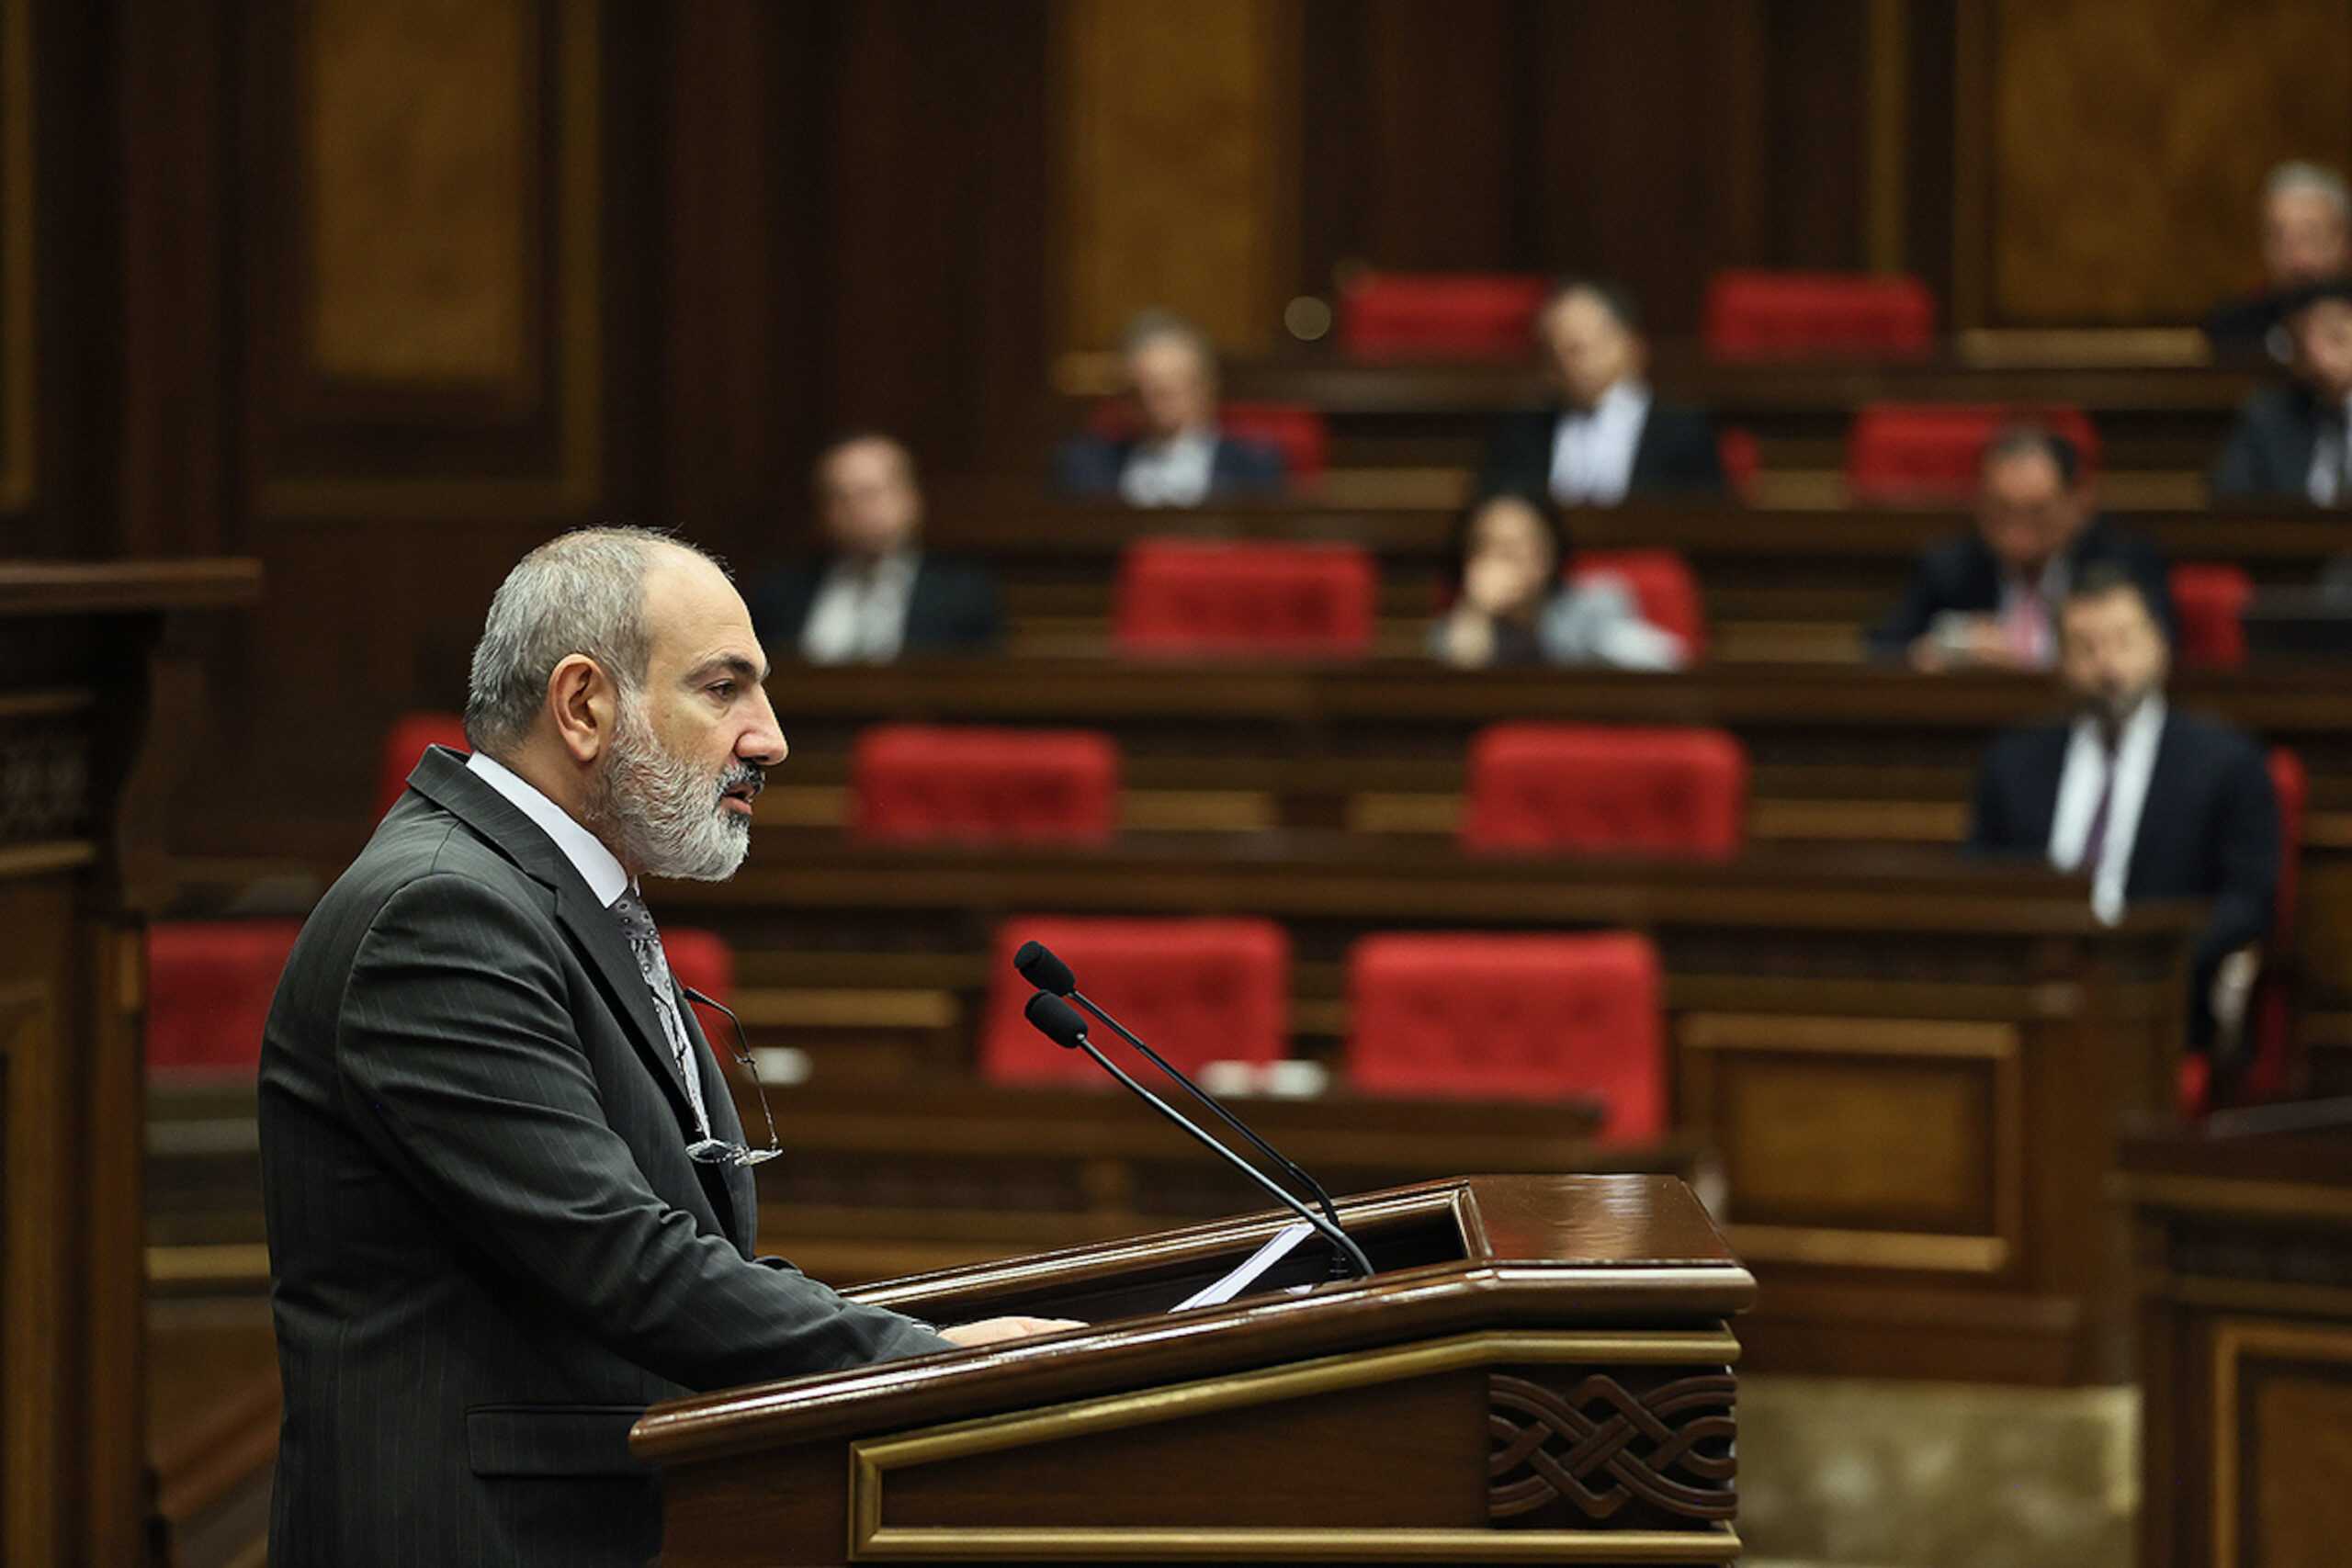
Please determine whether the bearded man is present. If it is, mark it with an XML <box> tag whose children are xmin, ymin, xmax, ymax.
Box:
<box><xmin>259</xmin><ymin>528</ymin><xmax>1068</xmax><ymax>1567</ymax></box>
<box><xmin>1967</xmin><ymin>566</ymin><xmax>2281</xmax><ymax>1059</ymax></box>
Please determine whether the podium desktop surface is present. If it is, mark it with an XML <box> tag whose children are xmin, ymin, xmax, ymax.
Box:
<box><xmin>635</xmin><ymin>1173</ymin><xmax>1753</xmax><ymax>1566</ymax></box>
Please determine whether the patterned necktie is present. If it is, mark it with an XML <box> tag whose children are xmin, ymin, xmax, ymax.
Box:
<box><xmin>609</xmin><ymin>887</ymin><xmax>710</xmax><ymax>1135</ymax></box>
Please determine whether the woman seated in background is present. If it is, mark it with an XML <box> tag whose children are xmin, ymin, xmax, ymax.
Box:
<box><xmin>1430</xmin><ymin>491</ymin><xmax>1690</xmax><ymax>671</ymax></box>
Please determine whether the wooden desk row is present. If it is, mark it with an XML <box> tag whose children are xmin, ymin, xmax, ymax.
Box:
<box><xmin>155</xmin><ymin>838</ymin><xmax>2195</xmax><ymax>1385</ymax></box>
<box><xmin>915</xmin><ymin>497</ymin><xmax>2352</xmax><ymax>660</ymax></box>
<box><xmin>1203</xmin><ymin>350</ymin><xmax>2267</xmax><ymax>482</ymax></box>
<box><xmin>639</xmin><ymin>838</ymin><xmax>2193</xmax><ymax>1386</ymax></box>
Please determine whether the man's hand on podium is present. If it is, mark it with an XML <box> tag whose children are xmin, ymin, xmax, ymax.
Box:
<box><xmin>938</xmin><ymin>1315</ymin><xmax>1086</xmax><ymax>1348</ymax></box>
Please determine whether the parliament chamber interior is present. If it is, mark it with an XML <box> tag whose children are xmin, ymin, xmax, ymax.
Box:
<box><xmin>9</xmin><ymin>3</ymin><xmax>2352</xmax><ymax>1566</ymax></box>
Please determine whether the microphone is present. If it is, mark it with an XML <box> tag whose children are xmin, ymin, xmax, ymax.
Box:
<box><xmin>1023</xmin><ymin>993</ymin><xmax>1374</xmax><ymax>1280</ymax></box>
<box><xmin>1013</xmin><ymin>940</ymin><xmax>1346</xmax><ymax>1234</ymax></box>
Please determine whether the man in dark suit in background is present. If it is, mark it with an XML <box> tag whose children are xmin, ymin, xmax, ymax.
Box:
<box><xmin>1871</xmin><ymin>425</ymin><xmax>2175</xmax><ymax>669</ymax></box>
<box><xmin>1479</xmin><ymin>278</ymin><xmax>1724</xmax><ymax>506</ymax></box>
<box><xmin>261</xmin><ymin>528</ymin><xmax>1070</xmax><ymax>1566</ymax></box>
<box><xmin>2212</xmin><ymin>282</ymin><xmax>2352</xmax><ymax>503</ymax></box>
<box><xmin>1054</xmin><ymin>309</ymin><xmax>1287</xmax><ymax>504</ymax></box>
<box><xmin>1969</xmin><ymin>567</ymin><xmax>2279</xmax><ymax>1054</ymax></box>
<box><xmin>747</xmin><ymin>434</ymin><xmax>1002</xmax><ymax>661</ymax></box>
<box><xmin>2205</xmin><ymin>161</ymin><xmax>2351</xmax><ymax>357</ymax></box>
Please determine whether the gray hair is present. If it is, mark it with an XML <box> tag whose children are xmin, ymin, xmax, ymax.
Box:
<box><xmin>463</xmin><ymin>525</ymin><xmax>719</xmax><ymax>758</ymax></box>
<box><xmin>1120</xmin><ymin>307</ymin><xmax>1216</xmax><ymax>370</ymax></box>
<box><xmin>2266</xmin><ymin>160</ymin><xmax>2351</xmax><ymax>219</ymax></box>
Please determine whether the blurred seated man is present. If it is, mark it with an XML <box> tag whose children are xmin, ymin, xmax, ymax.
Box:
<box><xmin>1429</xmin><ymin>491</ymin><xmax>1689</xmax><ymax>671</ymax></box>
<box><xmin>1870</xmin><ymin>424</ymin><xmax>2174</xmax><ymax>670</ymax></box>
<box><xmin>2206</xmin><ymin>161</ymin><xmax>2351</xmax><ymax>357</ymax></box>
<box><xmin>1054</xmin><ymin>310</ymin><xmax>1286</xmax><ymax>505</ymax></box>
<box><xmin>1969</xmin><ymin>568</ymin><xmax>2279</xmax><ymax>1054</ymax></box>
<box><xmin>2211</xmin><ymin>281</ymin><xmax>2352</xmax><ymax>502</ymax></box>
<box><xmin>1479</xmin><ymin>278</ymin><xmax>1724</xmax><ymax>506</ymax></box>
<box><xmin>747</xmin><ymin>434</ymin><xmax>1001</xmax><ymax>664</ymax></box>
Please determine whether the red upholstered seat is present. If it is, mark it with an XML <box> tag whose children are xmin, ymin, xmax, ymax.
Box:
<box><xmin>378</xmin><ymin>711</ymin><xmax>469</xmax><ymax>818</ymax></box>
<box><xmin>1345</xmin><ymin>931</ymin><xmax>1666</xmax><ymax>1141</ymax></box>
<box><xmin>1568</xmin><ymin>549</ymin><xmax>1708</xmax><ymax>660</ymax></box>
<box><xmin>1337</xmin><ymin>272</ymin><xmax>1549</xmax><ymax>358</ymax></box>
<box><xmin>147</xmin><ymin>920</ymin><xmax>305</xmax><ymax>1076</ymax></box>
<box><xmin>2169</xmin><ymin>563</ymin><xmax>2252</xmax><ymax>671</ymax></box>
<box><xmin>1704</xmin><ymin>270</ymin><xmax>1936</xmax><ymax>360</ymax></box>
<box><xmin>1085</xmin><ymin>400</ymin><xmax>1327</xmax><ymax>483</ymax></box>
<box><xmin>1845</xmin><ymin>404</ymin><xmax>2101</xmax><ymax>504</ymax></box>
<box><xmin>977</xmin><ymin>917</ymin><xmax>1290</xmax><ymax>1086</ymax></box>
<box><xmin>662</xmin><ymin>928</ymin><xmax>736</xmax><ymax>1007</ymax></box>
<box><xmin>1717</xmin><ymin>426</ymin><xmax>1760</xmax><ymax>505</ymax></box>
<box><xmin>1463</xmin><ymin>724</ymin><xmax>1747</xmax><ymax>858</ymax></box>
<box><xmin>1114</xmin><ymin>538</ymin><xmax>1375</xmax><ymax>657</ymax></box>
<box><xmin>849</xmin><ymin>724</ymin><xmax>1119</xmax><ymax>845</ymax></box>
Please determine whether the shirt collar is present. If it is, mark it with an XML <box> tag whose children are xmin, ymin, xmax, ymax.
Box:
<box><xmin>1568</xmin><ymin>378</ymin><xmax>1650</xmax><ymax>423</ymax></box>
<box><xmin>466</xmin><ymin>749</ymin><xmax>632</xmax><ymax>908</ymax></box>
<box><xmin>2072</xmin><ymin>692</ymin><xmax>2167</xmax><ymax>755</ymax></box>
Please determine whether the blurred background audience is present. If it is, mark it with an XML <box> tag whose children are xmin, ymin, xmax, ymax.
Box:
<box><xmin>1430</xmin><ymin>491</ymin><xmax>1689</xmax><ymax>671</ymax></box>
<box><xmin>1873</xmin><ymin>427</ymin><xmax>2173</xmax><ymax>670</ymax></box>
<box><xmin>1055</xmin><ymin>310</ymin><xmax>1287</xmax><ymax>505</ymax></box>
<box><xmin>2206</xmin><ymin>160</ymin><xmax>2352</xmax><ymax>358</ymax></box>
<box><xmin>748</xmin><ymin>434</ymin><xmax>1002</xmax><ymax>663</ymax></box>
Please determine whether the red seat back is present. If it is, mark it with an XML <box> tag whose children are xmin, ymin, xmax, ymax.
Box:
<box><xmin>1717</xmin><ymin>426</ymin><xmax>1760</xmax><ymax>505</ymax></box>
<box><xmin>1845</xmin><ymin>404</ymin><xmax>2101</xmax><ymax>504</ymax></box>
<box><xmin>1568</xmin><ymin>549</ymin><xmax>1709</xmax><ymax>660</ymax></box>
<box><xmin>1337</xmin><ymin>272</ymin><xmax>1550</xmax><ymax>358</ymax></box>
<box><xmin>850</xmin><ymin>725</ymin><xmax>1119</xmax><ymax>845</ymax></box>
<box><xmin>2169</xmin><ymin>563</ymin><xmax>2252</xmax><ymax>671</ymax></box>
<box><xmin>1705</xmin><ymin>270</ymin><xmax>1936</xmax><ymax>360</ymax></box>
<box><xmin>1464</xmin><ymin>724</ymin><xmax>1748</xmax><ymax>858</ymax></box>
<box><xmin>662</xmin><ymin>928</ymin><xmax>736</xmax><ymax>1009</ymax></box>
<box><xmin>1346</xmin><ymin>931</ymin><xmax>1666</xmax><ymax>1141</ymax></box>
<box><xmin>978</xmin><ymin>917</ymin><xmax>1290</xmax><ymax>1085</ymax></box>
<box><xmin>2211</xmin><ymin>749</ymin><xmax>2307</xmax><ymax>1111</ymax></box>
<box><xmin>379</xmin><ymin>712</ymin><xmax>469</xmax><ymax>819</ymax></box>
<box><xmin>1086</xmin><ymin>400</ymin><xmax>1325</xmax><ymax>483</ymax></box>
<box><xmin>1114</xmin><ymin>539</ymin><xmax>1375</xmax><ymax>657</ymax></box>
<box><xmin>147</xmin><ymin>920</ymin><xmax>306</xmax><ymax>1076</ymax></box>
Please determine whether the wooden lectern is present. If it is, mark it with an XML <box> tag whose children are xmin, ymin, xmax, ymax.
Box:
<box><xmin>635</xmin><ymin>1173</ymin><xmax>1753</xmax><ymax>1565</ymax></box>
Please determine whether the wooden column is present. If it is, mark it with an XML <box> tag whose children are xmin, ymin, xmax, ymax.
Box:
<box><xmin>0</xmin><ymin>559</ymin><xmax>259</xmax><ymax>1566</ymax></box>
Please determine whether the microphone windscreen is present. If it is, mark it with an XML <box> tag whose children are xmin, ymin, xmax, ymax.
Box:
<box><xmin>1012</xmin><ymin>940</ymin><xmax>1077</xmax><ymax>997</ymax></box>
<box><xmin>1023</xmin><ymin>990</ymin><xmax>1091</xmax><ymax>1050</ymax></box>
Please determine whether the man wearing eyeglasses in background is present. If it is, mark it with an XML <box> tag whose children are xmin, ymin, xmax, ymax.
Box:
<box><xmin>258</xmin><ymin>527</ymin><xmax>1074</xmax><ymax>1568</ymax></box>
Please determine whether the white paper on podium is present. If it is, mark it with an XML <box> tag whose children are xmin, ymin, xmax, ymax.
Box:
<box><xmin>1169</xmin><ymin>1221</ymin><xmax>1317</xmax><ymax>1312</ymax></box>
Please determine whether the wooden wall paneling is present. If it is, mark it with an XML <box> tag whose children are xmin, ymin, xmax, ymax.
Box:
<box><xmin>1351</xmin><ymin>0</ymin><xmax>1522</xmax><ymax>274</ymax></box>
<box><xmin>244</xmin><ymin>0</ymin><xmax>603</xmax><ymax>517</ymax></box>
<box><xmin>1055</xmin><ymin>0</ymin><xmax>1298</xmax><ymax>355</ymax></box>
<box><xmin>119</xmin><ymin>0</ymin><xmax>232</xmax><ymax>559</ymax></box>
<box><xmin>1902</xmin><ymin>0</ymin><xmax>1961</xmax><ymax>316</ymax></box>
<box><xmin>1531</xmin><ymin>1</ymin><xmax>1770</xmax><ymax>333</ymax></box>
<box><xmin>1984</xmin><ymin>0</ymin><xmax>2352</xmax><ymax>325</ymax></box>
<box><xmin>0</xmin><ymin>0</ymin><xmax>31</xmax><ymax>521</ymax></box>
<box><xmin>655</xmin><ymin>0</ymin><xmax>806</xmax><ymax>557</ymax></box>
<box><xmin>820</xmin><ymin>1</ymin><xmax>1056</xmax><ymax>477</ymax></box>
<box><xmin>2212</xmin><ymin>1321</ymin><xmax>2352</xmax><ymax>1568</ymax></box>
<box><xmin>0</xmin><ymin>976</ymin><xmax>62</xmax><ymax>1568</ymax></box>
<box><xmin>1764</xmin><ymin>0</ymin><xmax>1871</xmax><ymax>272</ymax></box>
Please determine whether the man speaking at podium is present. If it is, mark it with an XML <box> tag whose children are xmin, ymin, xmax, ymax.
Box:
<box><xmin>259</xmin><ymin>528</ymin><xmax>1069</xmax><ymax>1567</ymax></box>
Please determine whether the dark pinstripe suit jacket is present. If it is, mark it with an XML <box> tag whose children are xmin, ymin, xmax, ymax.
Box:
<box><xmin>259</xmin><ymin>746</ymin><xmax>949</xmax><ymax>1566</ymax></box>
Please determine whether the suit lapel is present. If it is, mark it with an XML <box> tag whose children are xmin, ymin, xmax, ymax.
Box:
<box><xmin>2126</xmin><ymin>714</ymin><xmax>2186</xmax><ymax>900</ymax></box>
<box><xmin>406</xmin><ymin>748</ymin><xmax>706</xmax><ymax>1134</ymax></box>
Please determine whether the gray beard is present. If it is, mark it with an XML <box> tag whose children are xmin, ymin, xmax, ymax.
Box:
<box><xmin>591</xmin><ymin>696</ymin><xmax>752</xmax><ymax>882</ymax></box>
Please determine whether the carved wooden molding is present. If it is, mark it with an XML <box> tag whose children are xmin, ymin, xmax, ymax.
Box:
<box><xmin>1488</xmin><ymin>1371</ymin><xmax>1736</xmax><ymax>1525</ymax></box>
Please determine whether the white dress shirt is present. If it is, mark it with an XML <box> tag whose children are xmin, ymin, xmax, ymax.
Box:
<box><xmin>466</xmin><ymin>750</ymin><xmax>631</xmax><ymax>908</ymax></box>
<box><xmin>2047</xmin><ymin>694</ymin><xmax>2167</xmax><ymax>924</ymax></box>
<box><xmin>1548</xmin><ymin>380</ymin><xmax>1652</xmax><ymax>506</ymax></box>
<box><xmin>2305</xmin><ymin>395</ymin><xmax>2352</xmax><ymax>504</ymax></box>
<box><xmin>799</xmin><ymin>550</ymin><xmax>919</xmax><ymax>665</ymax></box>
<box><xmin>1120</xmin><ymin>429</ymin><xmax>1218</xmax><ymax>508</ymax></box>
